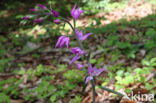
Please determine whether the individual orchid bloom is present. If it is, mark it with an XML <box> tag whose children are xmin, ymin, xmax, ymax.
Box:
<box><xmin>23</xmin><ymin>16</ymin><xmax>30</xmax><ymax>20</ymax></box>
<box><xmin>51</xmin><ymin>10</ymin><xmax>59</xmax><ymax>17</ymax></box>
<box><xmin>33</xmin><ymin>17</ymin><xmax>43</xmax><ymax>23</ymax></box>
<box><xmin>29</xmin><ymin>8</ymin><xmax>38</xmax><ymax>12</ymax></box>
<box><xmin>76</xmin><ymin>29</ymin><xmax>92</xmax><ymax>41</ymax></box>
<box><xmin>76</xmin><ymin>64</ymin><xmax>83</xmax><ymax>70</ymax></box>
<box><xmin>37</xmin><ymin>4</ymin><xmax>47</xmax><ymax>10</ymax></box>
<box><xmin>85</xmin><ymin>64</ymin><xmax>106</xmax><ymax>84</ymax></box>
<box><xmin>54</xmin><ymin>19</ymin><xmax>60</xmax><ymax>24</ymax></box>
<box><xmin>55</xmin><ymin>36</ymin><xmax>70</xmax><ymax>48</ymax></box>
<box><xmin>71</xmin><ymin>4</ymin><xmax>84</xmax><ymax>19</ymax></box>
<box><xmin>70</xmin><ymin>47</ymin><xmax>85</xmax><ymax>64</ymax></box>
<box><xmin>71</xmin><ymin>47</ymin><xmax>85</xmax><ymax>56</ymax></box>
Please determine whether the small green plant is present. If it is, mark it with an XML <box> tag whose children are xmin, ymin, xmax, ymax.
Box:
<box><xmin>63</xmin><ymin>69</ymin><xmax>85</xmax><ymax>83</ymax></box>
<box><xmin>115</xmin><ymin>69</ymin><xmax>134</xmax><ymax>89</ymax></box>
<box><xmin>33</xmin><ymin>80</ymin><xmax>56</xmax><ymax>99</ymax></box>
<box><xmin>106</xmin><ymin>35</ymin><xmax>119</xmax><ymax>47</ymax></box>
<box><xmin>0</xmin><ymin>93</ymin><xmax>10</xmax><ymax>103</ymax></box>
<box><xmin>69</xmin><ymin>95</ymin><xmax>82</xmax><ymax>103</ymax></box>
<box><xmin>144</xmin><ymin>28</ymin><xmax>156</xmax><ymax>51</ymax></box>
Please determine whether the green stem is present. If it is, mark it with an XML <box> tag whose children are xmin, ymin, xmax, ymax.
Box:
<box><xmin>91</xmin><ymin>80</ymin><xmax>96</xmax><ymax>103</ymax></box>
<box><xmin>73</xmin><ymin>19</ymin><xmax>76</xmax><ymax>29</ymax></box>
<box><xmin>59</xmin><ymin>17</ymin><xmax>84</xmax><ymax>49</ymax></box>
<box><xmin>81</xmin><ymin>76</ymin><xmax>88</xmax><ymax>93</ymax></box>
<box><xmin>81</xmin><ymin>52</ymin><xmax>91</xmax><ymax>93</ymax></box>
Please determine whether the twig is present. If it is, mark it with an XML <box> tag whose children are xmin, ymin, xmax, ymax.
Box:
<box><xmin>7</xmin><ymin>40</ymin><xmax>55</xmax><ymax>71</ymax></box>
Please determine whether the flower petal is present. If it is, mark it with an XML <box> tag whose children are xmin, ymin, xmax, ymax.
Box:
<box><xmin>76</xmin><ymin>64</ymin><xmax>83</xmax><ymax>70</ymax></box>
<box><xmin>55</xmin><ymin>36</ymin><xmax>65</xmax><ymax>48</ymax></box>
<box><xmin>85</xmin><ymin>76</ymin><xmax>93</xmax><ymax>84</ymax></box>
<box><xmin>71</xmin><ymin>47</ymin><xmax>80</xmax><ymax>54</ymax></box>
<box><xmin>69</xmin><ymin>55</ymin><xmax>81</xmax><ymax>65</ymax></box>
<box><xmin>80</xmin><ymin>50</ymin><xmax>86</xmax><ymax>55</ymax></box>
<box><xmin>74</xmin><ymin>8</ymin><xmax>80</xmax><ymax>19</ymax></box>
<box><xmin>60</xmin><ymin>37</ymin><xmax>66</xmax><ymax>48</ymax></box>
<box><xmin>51</xmin><ymin>10</ymin><xmax>59</xmax><ymax>17</ymax></box>
<box><xmin>95</xmin><ymin>67</ymin><xmax>107</xmax><ymax>76</ymax></box>
<box><xmin>76</xmin><ymin>29</ymin><xmax>83</xmax><ymax>39</ymax></box>
<box><xmin>65</xmin><ymin>37</ymin><xmax>70</xmax><ymax>48</ymax></box>
<box><xmin>71</xmin><ymin>4</ymin><xmax>84</xmax><ymax>19</ymax></box>
<box><xmin>54</xmin><ymin>19</ymin><xmax>60</xmax><ymax>24</ymax></box>
<box><xmin>79</xmin><ymin>10</ymin><xmax>85</xmax><ymax>14</ymax></box>
<box><xmin>70</xmin><ymin>47</ymin><xmax>85</xmax><ymax>56</ymax></box>
<box><xmin>80</xmin><ymin>33</ymin><xmax>92</xmax><ymax>41</ymax></box>
<box><xmin>71</xmin><ymin>4</ymin><xmax>77</xmax><ymax>17</ymax></box>
<box><xmin>88</xmin><ymin>63</ymin><xmax>92</xmax><ymax>75</ymax></box>
<box><xmin>75</xmin><ymin>8</ymin><xmax>84</xmax><ymax>19</ymax></box>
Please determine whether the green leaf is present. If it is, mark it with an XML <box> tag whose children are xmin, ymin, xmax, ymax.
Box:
<box><xmin>145</xmin><ymin>83</ymin><xmax>154</xmax><ymax>90</ymax></box>
<box><xmin>125</xmin><ymin>89</ymin><xmax>131</xmax><ymax>94</ymax></box>
<box><xmin>144</xmin><ymin>40</ymin><xmax>155</xmax><ymax>51</ymax></box>
<box><xmin>50</xmin><ymin>95</ymin><xmax>57</xmax><ymax>102</ymax></box>
<box><xmin>116</xmin><ymin>70</ymin><xmax>124</xmax><ymax>76</ymax></box>
<box><xmin>90</xmin><ymin>59</ymin><xmax>97</xmax><ymax>64</ymax></box>
<box><xmin>0</xmin><ymin>93</ymin><xmax>10</xmax><ymax>103</ymax></box>
<box><xmin>151</xmin><ymin>57</ymin><xmax>156</xmax><ymax>63</ymax></box>
<box><xmin>142</xmin><ymin>59</ymin><xmax>150</xmax><ymax>66</ymax></box>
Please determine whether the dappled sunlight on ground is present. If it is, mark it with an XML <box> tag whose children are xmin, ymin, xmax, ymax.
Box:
<box><xmin>76</xmin><ymin>0</ymin><xmax>156</xmax><ymax>27</ymax></box>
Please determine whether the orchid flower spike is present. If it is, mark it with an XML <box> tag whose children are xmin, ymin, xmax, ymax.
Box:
<box><xmin>70</xmin><ymin>47</ymin><xmax>85</xmax><ymax>64</ymax></box>
<box><xmin>71</xmin><ymin>4</ymin><xmax>84</xmax><ymax>19</ymax></box>
<box><xmin>76</xmin><ymin>29</ymin><xmax>92</xmax><ymax>41</ymax></box>
<box><xmin>85</xmin><ymin>63</ymin><xmax>106</xmax><ymax>84</ymax></box>
<box><xmin>55</xmin><ymin>36</ymin><xmax>70</xmax><ymax>48</ymax></box>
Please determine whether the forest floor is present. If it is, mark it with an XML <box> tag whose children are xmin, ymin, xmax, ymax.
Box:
<box><xmin>0</xmin><ymin>0</ymin><xmax>156</xmax><ymax>103</ymax></box>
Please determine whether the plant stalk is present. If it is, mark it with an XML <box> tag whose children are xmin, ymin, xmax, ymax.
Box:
<box><xmin>61</xmin><ymin>17</ymin><xmax>95</xmax><ymax>103</ymax></box>
<box><xmin>91</xmin><ymin>80</ymin><xmax>96</xmax><ymax>103</ymax></box>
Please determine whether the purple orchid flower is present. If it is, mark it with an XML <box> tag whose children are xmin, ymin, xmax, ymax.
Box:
<box><xmin>71</xmin><ymin>4</ymin><xmax>84</xmax><ymax>19</ymax></box>
<box><xmin>55</xmin><ymin>36</ymin><xmax>70</xmax><ymax>48</ymax></box>
<box><xmin>29</xmin><ymin>8</ymin><xmax>38</xmax><ymax>12</ymax></box>
<box><xmin>54</xmin><ymin>19</ymin><xmax>60</xmax><ymax>24</ymax></box>
<box><xmin>76</xmin><ymin>29</ymin><xmax>92</xmax><ymax>41</ymax></box>
<box><xmin>51</xmin><ymin>10</ymin><xmax>59</xmax><ymax>17</ymax></box>
<box><xmin>71</xmin><ymin>47</ymin><xmax>85</xmax><ymax>56</ymax></box>
<box><xmin>76</xmin><ymin>64</ymin><xmax>83</xmax><ymax>70</ymax></box>
<box><xmin>23</xmin><ymin>16</ymin><xmax>30</xmax><ymax>20</ymax></box>
<box><xmin>85</xmin><ymin>64</ymin><xmax>106</xmax><ymax>84</ymax></box>
<box><xmin>70</xmin><ymin>47</ymin><xmax>85</xmax><ymax>64</ymax></box>
<box><xmin>33</xmin><ymin>17</ymin><xmax>43</xmax><ymax>23</ymax></box>
<box><xmin>37</xmin><ymin>4</ymin><xmax>47</xmax><ymax>10</ymax></box>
